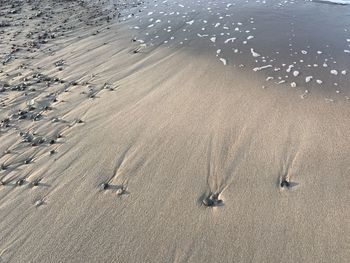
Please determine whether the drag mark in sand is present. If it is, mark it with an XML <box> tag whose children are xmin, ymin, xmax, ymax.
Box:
<box><xmin>99</xmin><ymin>145</ymin><xmax>132</xmax><ymax>195</ymax></box>
<box><xmin>278</xmin><ymin>135</ymin><xmax>301</xmax><ymax>190</ymax></box>
<box><xmin>202</xmin><ymin>129</ymin><xmax>250</xmax><ymax>207</ymax></box>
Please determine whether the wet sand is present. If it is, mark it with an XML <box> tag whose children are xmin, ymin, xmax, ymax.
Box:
<box><xmin>0</xmin><ymin>0</ymin><xmax>349</xmax><ymax>262</ymax></box>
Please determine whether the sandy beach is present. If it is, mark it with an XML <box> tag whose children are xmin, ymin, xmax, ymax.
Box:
<box><xmin>0</xmin><ymin>0</ymin><xmax>349</xmax><ymax>262</ymax></box>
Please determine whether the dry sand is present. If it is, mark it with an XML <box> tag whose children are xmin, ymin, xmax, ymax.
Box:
<box><xmin>0</xmin><ymin>0</ymin><xmax>349</xmax><ymax>262</ymax></box>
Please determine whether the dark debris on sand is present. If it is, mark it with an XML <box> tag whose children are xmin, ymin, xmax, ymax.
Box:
<box><xmin>202</xmin><ymin>192</ymin><xmax>223</xmax><ymax>207</ymax></box>
<box><xmin>0</xmin><ymin>0</ymin><xmax>127</xmax><ymax>195</ymax></box>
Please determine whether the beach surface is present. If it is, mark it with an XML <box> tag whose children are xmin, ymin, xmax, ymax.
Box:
<box><xmin>0</xmin><ymin>0</ymin><xmax>349</xmax><ymax>262</ymax></box>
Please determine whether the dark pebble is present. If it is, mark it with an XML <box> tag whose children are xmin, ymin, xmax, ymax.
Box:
<box><xmin>17</xmin><ymin>178</ymin><xmax>25</xmax><ymax>186</ymax></box>
<box><xmin>202</xmin><ymin>193</ymin><xmax>222</xmax><ymax>207</ymax></box>
<box><xmin>100</xmin><ymin>182</ymin><xmax>109</xmax><ymax>190</ymax></box>
<box><xmin>202</xmin><ymin>197</ymin><xmax>215</xmax><ymax>207</ymax></box>
<box><xmin>31</xmin><ymin>179</ymin><xmax>41</xmax><ymax>186</ymax></box>
<box><xmin>281</xmin><ymin>180</ymin><xmax>290</xmax><ymax>188</ymax></box>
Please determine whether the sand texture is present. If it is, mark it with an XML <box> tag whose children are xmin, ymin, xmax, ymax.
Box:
<box><xmin>0</xmin><ymin>0</ymin><xmax>349</xmax><ymax>262</ymax></box>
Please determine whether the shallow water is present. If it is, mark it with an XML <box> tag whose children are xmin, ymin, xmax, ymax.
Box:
<box><xmin>316</xmin><ymin>0</ymin><xmax>350</xmax><ymax>5</ymax></box>
<box><xmin>116</xmin><ymin>0</ymin><xmax>350</xmax><ymax>100</ymax></box>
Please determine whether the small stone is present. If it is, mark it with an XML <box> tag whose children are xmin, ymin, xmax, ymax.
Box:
<box><xmin>31</xmin><ymin>179</ymin><xmax>41</xmax><ymax>186</ymax></box>
<box><xmin>17</xmin><ymin>178</ymin><xmax>25</xmax><ymax>186</ymax></box>
<box><xmin>202</xmin><ymin>197</ymin><xmax>215</xmax><ymax>207</ymax></box>
<box><xmin>280</xmin><ymin>180</ymin><xmax>290</xmax><ymax>188</ymax></box>
<box><xmin>202</xmin><ymin>193</ymin><xmax>222</xmax><ymax>207</ymax></box>
<box><xmin>100</xmin><ymin>182</ymin><xmax>109</xmax><ymax>190</ymax></box>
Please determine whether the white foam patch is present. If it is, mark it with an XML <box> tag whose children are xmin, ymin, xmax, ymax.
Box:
<box><xmin>305</xmin><ymin>76</ymin><xmax>313</xmax><ymax>83</ymax></box>
<box><xmin>197</xmin><ymin>33</ymin><xmax>208</xmax><ymax>37</ymax></box>
<box><xmin>286</xmin><ymin>65</ymin><xmax>294</xmax><ymax>73</ymax></box>
<box><xmin>331</xmin><ymin>69</ymin><xmax>338</xmax><ymax>75</ymax></box>
<box><xmin>219</xmin><ymin>58</ymin><xmax>227</xmax><ymax>65</ymax></box>
<box><xmin>250</xmin><ymin>48</ymin><xmax>261</xmax><ymax>57</ymax></box>
<box><xmin>224</xmin><ymin>38</ymin><xmax>236</xmax><ymax>43</ymax></box>
<box><xmin>253</xmin><ymin>65</ymin><xmax>272</xmax><ymax>71</ymax></box>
